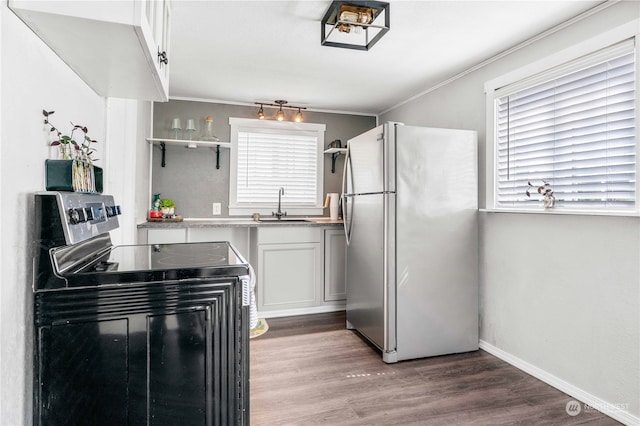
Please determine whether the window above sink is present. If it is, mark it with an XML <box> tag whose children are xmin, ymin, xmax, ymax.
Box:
<box><xmin>228</xmin><ymin>118</ymin><xmax>326</xmax><ymax>216</ymax></box>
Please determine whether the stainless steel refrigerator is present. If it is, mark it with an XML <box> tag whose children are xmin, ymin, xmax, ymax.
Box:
<box><xmin>342</xmin><ymin>122</ymin><xmax>478</xmax><ymax>363</ymax></box>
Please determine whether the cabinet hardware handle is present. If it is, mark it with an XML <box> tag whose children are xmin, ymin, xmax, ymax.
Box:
<box><xmin>157</xmin><ymin>49</ymin><xmax>168</xmax><ymax>66</ymax></box>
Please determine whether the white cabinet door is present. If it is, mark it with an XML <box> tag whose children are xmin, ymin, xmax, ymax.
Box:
<box><xmin>8</xmin><ymin>0</ymin><xmax>170</xmax><ymax>101</ymax></box>
<box><xmin>324</xmin><ymin>229</ymin><xmax>347</xmax><ymax>302</ymax></box>
<box><xmin>141</xmin><ymin>0</ymin><xmax>171</xmax><ymax>94</ymax></box>
<box><xmin>254</xmin><ymin>226</ymin><xmax>323</xmax><ymax>312</ymax></box>
<box><xmin>257</xmin><ymin>242</ymin><xmax>322</xmax><ymax>311</ymax></box>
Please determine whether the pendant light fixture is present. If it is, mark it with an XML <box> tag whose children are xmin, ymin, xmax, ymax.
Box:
<box><xmin>254</xmin><ymin>100</ymin><xmax>307</xmax><ymax>122</ymax></box>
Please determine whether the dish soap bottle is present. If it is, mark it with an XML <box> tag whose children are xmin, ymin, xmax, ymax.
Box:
<box><xmin>152</xmin><ymin>194</ymin><xmax>161</xmax><ymax>211</ymax></box>
<box><xmin>149</xmin><ymin>194</ymin><xmax>162</xmax><ymax>219</ymax></box>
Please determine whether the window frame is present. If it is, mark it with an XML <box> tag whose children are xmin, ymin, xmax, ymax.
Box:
<box><xmin>484</xmin><ymin>22</ymin><xmax>640</xmax><ymax>216</ymax></box>
<box><xmin>228</xmin><ymin>117</ymin><xmax>326</xmax><ymax>216</ymax></box>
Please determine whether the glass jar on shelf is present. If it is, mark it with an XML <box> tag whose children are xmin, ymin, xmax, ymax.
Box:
<box><xmin>202</xmin><ymin>116</ymin><xmax>219</xmax><ymax>142</ymax></box>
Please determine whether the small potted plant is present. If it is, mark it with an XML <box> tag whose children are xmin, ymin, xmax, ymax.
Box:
<box><xmin>44</xmin><ymin>109</ymin><xmax>98</xmax><ymax>162</ymax></box>
<box><xmin>159</xmin><ymin>198</ymin><xmax>176</xmax><ymax>216</ymax></box>
<box><xmin>43</xmin><ymin>109</ymin><xmax>102</xmax><ymax>193</ymax></box>
<box><xmin>526</xmin><ymin>179</ymin><xmax>555</xmax><ymax>208</ymax></box>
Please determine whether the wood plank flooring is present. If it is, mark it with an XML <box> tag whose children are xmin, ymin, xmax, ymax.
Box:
<box><xmin>250</xmin><ymin>311</ymin><xmax>619</xmax><ymax>426</ymax></box>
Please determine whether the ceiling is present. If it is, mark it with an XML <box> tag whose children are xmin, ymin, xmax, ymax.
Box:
<box><xmin>169</xmin><ymin>0</ymin><xmax>604</xmax><ymax>116</ymax></box>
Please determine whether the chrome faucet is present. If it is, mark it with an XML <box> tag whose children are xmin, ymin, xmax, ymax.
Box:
<box><xmin>272</xmin><ymin>187</ymin><xmax>287</xmax><ymax>220</ymax></box>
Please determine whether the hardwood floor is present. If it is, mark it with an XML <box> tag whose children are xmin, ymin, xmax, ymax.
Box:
<box><xmin>250</xmin><ymin>311</ymin><xmax>619</xmax><ymax>426</ymax></box>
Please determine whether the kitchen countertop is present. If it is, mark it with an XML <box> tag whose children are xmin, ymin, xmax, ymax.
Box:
<box><xmin>137</xmin><ymin>217</ymin><xmax>344</xmax><ymax>229</ymax></box>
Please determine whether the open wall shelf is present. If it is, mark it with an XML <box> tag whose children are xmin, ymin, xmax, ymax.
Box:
<box><xmin>147</xmin><ymin>138</ymin><xmax>230</xmax><ymax>169</ymax></box>
<box><xmin>324</xmin><ymin>148</ymin><xmax>346</xmax><ymax>173</ymax></box>
<box><xmin>147</xmin><ymin>138</ymin><xmax>230</xmax><ymax>149</ymax></box>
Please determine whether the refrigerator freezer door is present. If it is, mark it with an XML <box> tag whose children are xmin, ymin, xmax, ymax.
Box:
<box><xmin>394</xmin><ymin>125</ymin><xmax>478</xmax><ymax>361</ymax></box>
<box><xmin>346</xmin><ymin>125</ymin><xmax>388</xmax><ymax>195</ymax></box>
<box><xmin>345</xmin><ymin>192</ymin><xmax>396</xmax><ymax>354</ymax></box>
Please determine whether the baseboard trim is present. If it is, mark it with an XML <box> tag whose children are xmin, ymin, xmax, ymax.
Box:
<box><xmin>479</xmin><ymin>340</ymin><xmax>639</xmax><ymax>426</ymax></box>
<box><xmin>259</xmin><ymin>304</ymin><xmax>345</xmax><ymax>319</ymax></box>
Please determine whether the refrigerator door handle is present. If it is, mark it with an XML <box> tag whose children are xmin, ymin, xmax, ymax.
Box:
<box><xmin>341</xmin><ymin>144</ymin><xmax>349</xmax><ymax>197</ymax></box>
<box><xmin>342</xmin><ymin>195</ymin><xmax>351</xmax><ymax>245</ymax></box>
<box><xmin>342</xmin><ymin>146</ymin><xmax>353</xmax><ymax>245</ymax></box>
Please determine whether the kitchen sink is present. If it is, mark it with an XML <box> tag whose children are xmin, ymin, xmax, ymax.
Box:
<box><xmin>258</xmin><ymin>218</ymin><xmax>310</xmax><ymax>223</ymax></box>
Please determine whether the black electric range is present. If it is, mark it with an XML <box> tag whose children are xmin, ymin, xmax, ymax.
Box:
<box><xmin>52</xmin><ymin>239</ymin><xmax>251</xmax><ymax>287</ymax></box>
<box><xmin>33</xmin><ymin>192</ymin><xmax>250</xmax><ymax>426</ymax></box>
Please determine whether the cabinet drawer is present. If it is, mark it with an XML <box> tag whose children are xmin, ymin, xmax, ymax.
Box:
<box><xmin>258</xmin><ymin>226</ymin><xmax>321</xmax><ymax>244</ymax></box>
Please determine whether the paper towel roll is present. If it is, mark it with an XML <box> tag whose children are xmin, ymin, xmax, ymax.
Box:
<box><xmin>327</xmin><ymin>193</ymin><xmax>339</xmax><ymax>219</ymax></box>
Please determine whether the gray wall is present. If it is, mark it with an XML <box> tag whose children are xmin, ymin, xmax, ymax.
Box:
<box><xmin>380</xmin><ymin>2</ymin><xmax>639</xmax><ymax>421</ymax></box>
<box><xmin>153</xmin><ymin>100</ymin><xmax>375</xmax><ymax>217</ymax></box>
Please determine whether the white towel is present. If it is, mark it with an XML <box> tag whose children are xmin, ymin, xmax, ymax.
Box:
<box><xmin>248</xmin><ymin>263</ymin><xmax>259</xmax><ymax>330</ymax></box>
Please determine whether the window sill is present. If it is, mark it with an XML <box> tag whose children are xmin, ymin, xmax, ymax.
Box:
<box><xmin>480</xmin><ymin>208</ymin><xmax>639</xmax><ymax>218</ymax></box>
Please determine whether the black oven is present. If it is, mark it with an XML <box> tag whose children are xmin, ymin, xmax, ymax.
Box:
<box><xmin>33</xmin><ymin>192</ymin><xmax>250</xmax><ymax>426</ymax></box>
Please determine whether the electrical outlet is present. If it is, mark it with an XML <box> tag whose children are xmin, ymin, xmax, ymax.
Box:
<box><xmin>212</xmin><ymin>203</ymin><xmax>221</xmax><ymax>215</ymax></box>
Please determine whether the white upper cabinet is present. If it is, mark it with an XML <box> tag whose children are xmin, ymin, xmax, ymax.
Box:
<box><xmin>9</xmin><ymin>0</ymin><xmax>171</xmax><ymax>101</ymax></box>
<box><xmin>143</xmin><ymin>0</ymin><xmax>171</xmax><ymax>92</ymax></box>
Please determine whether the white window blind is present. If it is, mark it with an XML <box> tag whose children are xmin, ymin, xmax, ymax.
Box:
<box><xmin>236</xmin><ymin>128</ymin><xmax>318</xmax><ymax>205</ymax></box>
<box><xmin>495</xmin><ymin>39</ymin><xmax>636</xmax><ymax>210</ymax></box>
<box><xmin>228</xmin><ymin>118</ymin><xmax>326</xmax><ymax>215</ymax></box>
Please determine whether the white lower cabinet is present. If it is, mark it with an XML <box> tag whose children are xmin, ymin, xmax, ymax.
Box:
<box><xmin>140</xmin><ymin>224</ymin><xmax>346</xmax><ymax>315</ymax></box>
<box><xmin>258</xmin><ymin>242</ymin><xmax>321</xmax><ymax>309</ymax></box>
<box><xmin>324</xmin><ymin>229</ymin><xmax>347</xmax><ymax>302</ymax></box>
<box><xmin>251</xmin><ymin>227</ymin><xmax>323</xmax><ymax>312</ymax></box>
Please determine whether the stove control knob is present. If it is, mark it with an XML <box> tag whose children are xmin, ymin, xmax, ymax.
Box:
<box><xmin>68</xmin><ymin>208</ymin><xmax>82</xmax><ymax>224</ymax></box>
<box><xmin>115</xmin><ymin>205</ymin><xmax>122</xmax><ymax>215</ymax></box>
<box><xmin>105</xmin><ymin>206</ymin><xmax>116</xmax><ymax>217</ymax></box>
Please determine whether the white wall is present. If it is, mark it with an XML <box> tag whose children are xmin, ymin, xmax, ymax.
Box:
<box><xmin>0</xmin><ymin>4</ymin><xmax>150</xmax><ymax>424</ymax></box>
<box><xmin>380</xmin><ymin>2</ymin><xmax>639</xmax><ymax>424</ymax></box>
<box><xmin>106</xmin><ymin>98</ymin><xmax>152</xmax><ymax>245</ymax></box>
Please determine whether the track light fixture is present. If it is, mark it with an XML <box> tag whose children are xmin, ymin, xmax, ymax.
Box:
<box><xmin>275</xmin><ymin>100</ymin><xmax>286</xmax><ymax>121</ymax></box>
<box><xmin>254</xmin><ymin>100</ymin><xmax>307</xmax><ymax>122</ymax></box>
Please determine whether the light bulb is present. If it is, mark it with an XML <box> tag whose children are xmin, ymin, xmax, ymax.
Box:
<box><xmin>258</xmin><ymin>105</ymin><xmax>265</xmax><ymax>119</ymax></box>
<box><xmin>276</xmin><ymin>108</ymin><xmax>285</xmax><ymax>121</ymax></box>
<box><xmin>295</xmin><ymin>108</ymin><xmax>303</xmax><ymax>123</ymax></box>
